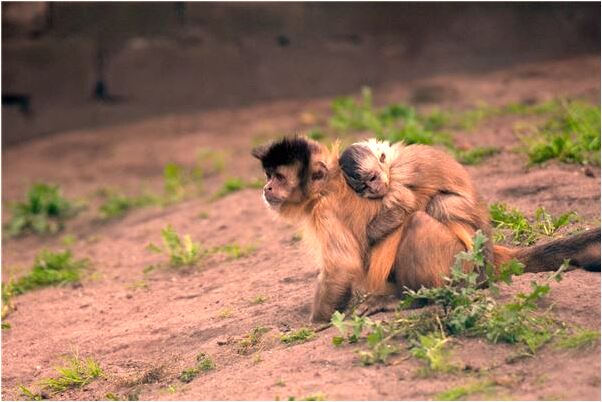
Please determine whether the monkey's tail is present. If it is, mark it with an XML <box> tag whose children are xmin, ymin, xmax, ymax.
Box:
<box><xmin>493</xmin><ymin>227</ymin><xmax>601</xmax><ymax>273</ymax></box>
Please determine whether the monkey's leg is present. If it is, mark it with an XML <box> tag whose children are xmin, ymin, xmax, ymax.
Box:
<box><xmin>394</xmin><ymin>211</ymin><xmax>465</xmax><ymax>290</ymax></box>
<box><xmin>426</xmin><ymin>193</ymin><xmax>494</xmax><ymax>263</ymax></box>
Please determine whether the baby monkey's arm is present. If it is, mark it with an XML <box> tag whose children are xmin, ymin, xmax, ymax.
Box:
<box><xmin>366</xmin><ymin>188</ymin><xmax>415</xmax><ymax>246</ymax></box>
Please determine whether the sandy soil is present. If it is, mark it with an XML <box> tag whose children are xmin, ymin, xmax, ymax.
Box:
<box><xmin>2</xmin><ymin>54</ymin><xmax>600</xmax><ymax>401</ymax></box>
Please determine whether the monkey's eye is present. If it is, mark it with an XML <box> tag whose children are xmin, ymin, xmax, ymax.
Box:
<box><xmin>275</xmin><ymin>173</ymin><xmax>286</xmax><ymax>183</ymax></box>
<box><xmin>368</xmin><ymin>174</ymin><xmax>378</xmax><ymax>182</ymax></box>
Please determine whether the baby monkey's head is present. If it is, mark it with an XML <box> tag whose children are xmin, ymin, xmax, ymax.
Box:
<box><xmin>339</xmin><ymin>140</ymin><xmax>391</xmax><ymax>198</ymax></box>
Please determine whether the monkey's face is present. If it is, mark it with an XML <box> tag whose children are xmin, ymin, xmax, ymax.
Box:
<box><xmin>252</xmin><ymin>137</ymin><xmax>328</xmax><ymax>211</ymax></box>
<box><xmin>261</xmin><ymin>164</ymin><xmax>304</xmax><ymax>208</ymax></box>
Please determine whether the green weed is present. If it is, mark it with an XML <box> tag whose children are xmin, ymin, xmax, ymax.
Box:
<box><xmin>163</xmin><ymin>162</ymin><xmax>186</xmax><ymax>203</ymax></box>
<box><xmin>556</xmin><ymin>328</ymin><xmax>600</xmax><ymax>350</ymax></box>
<box><xmin>18</xmin><ymin>385</ymin><xmax>43</xmax><ymax>401</ymax></box>
<box><xmin>179</xmin><ymin>353</ymin><xmax>215</xmax><ymax>383</ymax></box>
<box><xmin>213</xmin><ymin>177</ymin><xmax>264</xmax><ymax>199</ymax></box>
<box><xmin>280</xmin><ymin>328</ymin><xmax>316</xmax><ymax>345</ymax></box>
<box><xmin>41</xmin><ymin>354</ymin><xmax>103</xmax><ymax>393</ymax></box>
<box><xmin>211</xmin><ymin>243</ymin><xmax>256</xmax><ymax>260</ymax></box>
<box><xmin>6</xmin><ymin>249</ymin><xmax>88</xmax><ymax>297</ymax></box>
<box><xmin>98</xmin><ymin>191</ymin><xmax>156</xmax><ymax>220</ymax></box>
<box><xmin>490</xmin><ymin>203</ymin><xmax>577</xmax><ymax>245</ymax></box>
<box><xmin>410</xmin><ymin>332</ymin><xmax>456</xmax><ymax>373</ymax></box>
<box><xmin>147</xmin><ymin>226</ymin><xmax>255</xmax><ymax>269</ymax></box>
<box><xmin>287</xmin><ymin>393</ymin><xmax>327</xmax><ymax>401</ymax></box>
<box><xmin>307</xmin><ymin>128</ymin><xmax>326</xmax><ymax>141</ymax></box>
<box><xmin>238</xmin><ymin>326</ymin><xmax>271</xmax><ymax>355</ymax></box>
<box><xmin>328</xmin><ymin>87</ymin><xmax>453</xmax><ymax>147</ymax></box>
<box><xmin>332</xmin><ymin>231</ymin><xmax>566</xmax><ymax>366</ymax></box>
<box><xmin>520</xmin><ymin>101</ymin><xmax>601</xmax><ymax>165</ymax></box>
<box><xmin>6</xmin><ymin>183</ymin><xmax>79</xmax><ymax>237</ymax></box>
<box><xmin>453</xmin><ymin>146</ymin><xmax>499</xmax><ymax>165</ymax></box>
<box><xmin>195</xmin><ymin>148</ymin><xmax>227</xmax><ymax>177</ymax></box>
<box><xmin>147</xmin><ymin>225</ymin><xmax>201</xmax><ymax>267</ymax></box>
<box><xmin>435</xmin><ymin>380</ymin><xmax>498</xmax><ymax>401</ymax></box>
<box><xmin>251</xmin><ymin>295</ymin><xmax>267</xmax><ymax>304</ymax></box>
<box><xmin>218</xmin><ymin>307</ymin><xmax>233</xmax><ymax>318</ymax></box>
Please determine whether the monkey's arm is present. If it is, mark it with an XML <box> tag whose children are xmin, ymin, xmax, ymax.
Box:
<box><xmin>310</xmin><ymin>214</ymin><xmax>365</xmax><ymax>322</ymax></box>
<box><xmin>366</xmin><ymin>189</ymin><xmax>415</xmax><ymax>246</ymax></box>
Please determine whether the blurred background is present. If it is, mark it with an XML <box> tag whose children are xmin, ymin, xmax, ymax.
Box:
<box><xmin>2</xmin><ymin>1</ymin><xmax>600</xmax><ymax>146</ymax></box>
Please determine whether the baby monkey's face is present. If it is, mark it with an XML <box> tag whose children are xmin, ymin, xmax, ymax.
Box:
<box><xmin>359</xmin><ymin>157</ymin><xmax>389</xmax><ymax>198</ymax></box>
<box><xmin>339</xmin><ymin>144</ymin><xmax>390</xmax><ymax>199</ymax></box>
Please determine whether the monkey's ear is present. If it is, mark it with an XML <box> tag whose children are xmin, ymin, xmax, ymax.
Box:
<box><xmin>251</xmin><ymin>144</ymin><xmax>268</xmax><ymax>160</ymax></box>
<box><xmin>311</xmin><ymin>161</ymin><xmax>328</xmax><ymax>181</ymax></box>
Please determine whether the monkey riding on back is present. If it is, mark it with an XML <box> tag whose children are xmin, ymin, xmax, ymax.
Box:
<box><xmin>253</xmin><ymin>136</ymin><xmax>601</xmax><ymax>323</ymax></box>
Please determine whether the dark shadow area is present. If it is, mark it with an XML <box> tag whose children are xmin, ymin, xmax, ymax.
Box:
<box><xmin>2</xmin><ymin>2</ymin><xmax>600</xmax><ymax>146</ymax></box>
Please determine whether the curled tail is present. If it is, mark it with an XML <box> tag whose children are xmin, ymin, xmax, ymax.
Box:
<box><xmin>494</xmin><ymin>228</ymin><xmax>601</xmax><ymax>272</ymax></box>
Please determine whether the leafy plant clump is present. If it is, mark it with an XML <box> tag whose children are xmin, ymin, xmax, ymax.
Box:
<box><xmin>280</xmin><ymin>327</ymin><xmax>316</xmax><ymax>345</ymax></box>
<box><xmin>520</xmin><ymin>101</ymin><xmax>601</xmax><ymax>165</ymax></box>
<box><xmin>213</xmin><ymin>177</ymin><xmax>264</xmax><ymax>199</ymax></box>
<box><xmin>555</xmin><ymin>328</ymin><xmax>601</xmax><ymax>350</ymax></box>
<box><xmin>4</xmin><ymin>249</ymin><xmax>88</xmax><ymax>296</ymax></box>
<box><xmin>147</xmin><ymin>226</ymin><xmax>256</xmax><ymax>268</ymax></box>
<box><xmin>490</xmin><ymin>203</ymin><xmax>577</xmax><ymax>245</ymax></box>
<box><xmin>6</xmin><ymin>183</ymin><xmax>79</xmax><ymax>237</ymax></box>
<box><xmin>435</xmin><ymin>380</ymin><xmax>498</xmax><ymax>401</ymax></box>
<box><xmin>179</xmin><ymin>353</ymin><xmax>215</xmax><ymax>383</ymax></box>
<box><xmin>98</xmin><ymin>191</ymin><xmax>158</xmax><ymax>220</ymax></box>
<box><xmin>40</xmin><ymin>354</ymin><xmax>103</xmax><ymax>393</ymax></box>
<box><xmin>147</xmin><ymin>225</ymin><xmax>202</xmax><ymax>267</ymax></box>
<box><xmin>327</xmin><ymin>87</ymin><xmax>503</xmax><ymax>165</ymax></box>
<box><xmin>238</xmin><ymin>326</ymin><xmax>271</xmax><ymax>355</ymax></box>
<box><xmin>331</xmin><ymin>231</ymin><xmax>566</xmax><ymax>368</ymax></box>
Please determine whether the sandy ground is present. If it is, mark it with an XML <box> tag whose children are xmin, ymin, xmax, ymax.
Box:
<box><xmin>1</xmin><ymin>54</ymin><xmax>600</xmax><ymax>401</ymax></box>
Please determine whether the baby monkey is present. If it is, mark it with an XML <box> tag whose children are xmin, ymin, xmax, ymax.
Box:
<box><xmin>339</xmin><ymin>139</ymin><xmax>491</xmax><ymax>255</ymax></box>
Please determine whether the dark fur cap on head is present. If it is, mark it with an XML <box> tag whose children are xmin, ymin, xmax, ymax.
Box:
<box><xmin>339</xmin><ymin>144</ymin><xmax>371</xmax><ymax>193</ymax></box>
<box><xmin>252</xmin><ymin>136</ymin><xmax>317</xmax><ymax>189</ymax></box>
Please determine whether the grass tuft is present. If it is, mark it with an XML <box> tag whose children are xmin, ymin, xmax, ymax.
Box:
<box><xmin>435</xmin><ymin>380</ymin><xmax>498</xmax><ymax>401</ymax></box>
<box><xmin>331</xmin><ymin>231</ymin><xmax>567</xmax><ymax>366</ymax></box>
<box><xmin>238</xmin><ymin>326</ymin><xmax>271</xmax><ymax>355</ymax></box>
<box><xmin>179</xmin><ymin>353</ymin><xmax>215</xmax><ymax>383</ymax></box>
<box><xmin>280</xmin><ymin>327</ymin><xmax>316</xmax><ymax>345</ymax></box>
<box><xmin>3</xmin><ymin>249</ymin><xmax>88</xmax><ymax>301</ymax></box>
<box><xmin>6</xmin><ymin>183</ymin><xmax>79</xmax><ymax>237</ymax></box>
<box><xmin>520</xmin><ymin>101</ymin><xmax>601</xmax><ymax>165</ymax></box>
<box><xmin>41</xmin><ymin>353</ymin><xmax>103</xmax><ymax>393</ymax></box>
<box><xmin>147</xmin><ymin>225</ymin><xmax>201</xmax><ymax>267</ymax></box>
<box><xmin>490</xmin><ymin>203</ymin><xmax>577</xmax><ymax>245</ymax></box>
<box><xmin>556</xmin><ymin>328</ymin><xmax>600</xmax><ymax>350</ymax></box>
<box><xmin>213</xmin><ymin>177</ymin><xmax>264</xmax><ymax>199</ymax></box>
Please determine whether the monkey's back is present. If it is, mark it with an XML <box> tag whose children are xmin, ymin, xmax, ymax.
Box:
<box><xmin>391</xmin><ymin>144</ymin><xmax>476</xmax><ymax>198</ymax></box>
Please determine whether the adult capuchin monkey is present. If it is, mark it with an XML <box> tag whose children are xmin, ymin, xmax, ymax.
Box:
<box><xmin>252</xmin><ymin>136</ymin><xmax>601</xmax><ymax>322</ymax></box>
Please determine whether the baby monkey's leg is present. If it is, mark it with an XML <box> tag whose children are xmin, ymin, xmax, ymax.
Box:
<box><xmin>426</xmin><ymin>192</ymin><xmax>481</xmax><ymax>249</ymax></box>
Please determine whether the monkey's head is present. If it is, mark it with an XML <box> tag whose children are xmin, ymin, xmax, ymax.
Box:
<box><xmin>339</xmin><ymin>143</ymin><xmax>389</xmax><ymax>199</ymax></box>
<box><xmin>252</xmin><ymin>136</ymin><xmax>331</xmax><ymax>211</ymax></box>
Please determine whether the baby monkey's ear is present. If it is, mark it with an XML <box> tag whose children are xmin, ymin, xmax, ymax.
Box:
<box><xmin>251</xmin><ymin>144</ymin><xmax>269</xmax><ymax>160</ymax></box>
<box><xmin>311</xmin><ymin>161</ymin><xmax>328</xmax><ymax>181</ymax></box>
<box><xmin>379</xmin><ymin>153</ymin><xmax>386</xmax><ymax>163</ymax></box>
